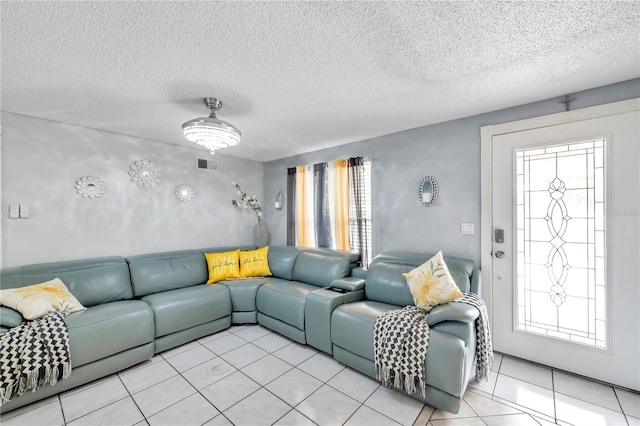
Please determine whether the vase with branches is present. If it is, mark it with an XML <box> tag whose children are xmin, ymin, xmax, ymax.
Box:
<box><xmin>231</xmin><ymin>182</ymin><xmax>269</xmax><ymax>246</ymax></box>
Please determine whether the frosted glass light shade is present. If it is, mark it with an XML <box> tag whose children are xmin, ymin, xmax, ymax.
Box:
<box><xmin>182</xmin><ymin>97</ymin><xmax>241</xmax><ymax>155</ymax></box>
<box><xmin>182</xmin><ymin>117</ymin><xmax>241</xmax><ymax>154</ymax></box>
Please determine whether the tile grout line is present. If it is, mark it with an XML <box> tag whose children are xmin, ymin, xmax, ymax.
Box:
<box><xmin>552</xmin><ymin>366</ymin><xmax>631</xmax><ymax>417</ymax></box>
<box><xmin>188</xmin><ymin>329</ymin><xmax>322</xmax><ymax>422</ymax></box>
<box><xmin>502</xmin><ymin>353</ymin><xmax>636</xmax><ymax>408</ymax></box>
<box><xmin>58</xmin><ymin>375</ymin><xmax>134</xmax><ymax>425</ymax></box>
<box><xmin>613</xmin><ymin>385</ymin><xmax>628</xmax><ymax>418</ymax></box>
<box><xmin>57</xmin><ymin>395</ymin><xmax>67</xmax><ymax>426</ymax></box>
<box><xmin>163</xmin><ymin>347</ymin><xmax>226</xmax><ymax>425</ymax></box>
<box><xmin>115</xmin><ymin>373</ymin><xmax>147</xmax><ymax>425</ymax></box>
<box><xmin>64</xmin><ymin>393</ymin><xmax>132</xmax><ymax>425</ymax></box>
<box><xmin>184</xmin><ymin>332</ymin><xmax>300</xmax><ymax>424</ymax></box>
<box><xmin>280</xmin><ymin>364</ymin><xmax>358</xmax><ymax>423</ymax></box>
<box><xmin>490</xmin><ymin>392</ymin><xmax>556</xmax><ymax>424</ymax></box>
<box><xmin>134</xmin><ymin>349</ymin><xmax>216</xmax><ymax>423</ymax></box>
<box><xmin>551</xmin><ymin>368</ymin><xmax>558</xmax><ymax>423</ymax></box>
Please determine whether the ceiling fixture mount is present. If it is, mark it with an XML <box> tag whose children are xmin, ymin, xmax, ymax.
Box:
<box><xmin>182</xmin><ymin>97</ymin><xmax>241</xmax><ymax>155</ymax></box>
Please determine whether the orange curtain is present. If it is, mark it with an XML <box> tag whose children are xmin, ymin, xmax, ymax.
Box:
<box><xmin>333</xmin><ymin>159</ymin><xmax>350</xmax><ymax>251</ymax></box>
<box><xmin>295</xmin><ymin>165</ymin><xmax>308</xmax><ymax>246</ymax></box>
<box><xmin>295</xmin><ymin>165</ymin><xmax>317</xmax><ymax>247</ymax></box>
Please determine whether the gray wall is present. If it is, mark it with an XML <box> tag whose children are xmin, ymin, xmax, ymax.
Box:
<box><xmin>1</xmin><ymin>113</ymin><xmax>263</xmax><ymax>267</ymax></box>
<box><xmin>263</xmin><ymin>79</ymin><xmax>640</xmax><ymax>266</ymax></box>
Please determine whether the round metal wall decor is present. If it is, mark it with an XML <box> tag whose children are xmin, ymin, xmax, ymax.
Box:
<box><xmin>75</xmin><ymin>176</ymin><xmax>106</xmax><ymax>199</ymax></box>
<box><xmin>129</xmin><ymin>160</ymin><xmax>161</xmax><ymax>188</ymax></box>
<box><xmin>418</xmin><ymin>175</ymin><xmax>439</xmax><ymax>207</ymax></box>
<box><xmin>175</xmin><ymin>184</ymin><xmax>194</xmax><ymax>202</ymax></box>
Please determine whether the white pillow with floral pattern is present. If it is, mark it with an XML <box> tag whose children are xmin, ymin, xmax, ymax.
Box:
<box><xmin>0</xmin><ymin>277</ymin><xmax>86</xmax><ymax>320</ymax></box>
<box><xmin>403</xmin><ymin>251</ymin><xmax>463</xmax><ymax>311</ymax></box>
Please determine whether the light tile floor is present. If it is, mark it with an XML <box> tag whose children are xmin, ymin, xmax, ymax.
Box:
<box><xmin>1</xmin><ymin>325</ymin><xmax>638</xmax><ymax>426</ymax></box>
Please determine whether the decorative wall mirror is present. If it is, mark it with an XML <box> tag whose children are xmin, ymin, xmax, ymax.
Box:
<box><xmin>419</xmin><ymin>175</ymin><xmax>439</xmax><ymax>206</ymax></box>
<box><xmin>75</xmin><ymin>176</ymin><xmax>106</xmax><ymax>199</ymax></box>
<box><xmin>175</xmin><ymin>184</ymin><xmax>194</xmax><ymax>202</ymax></box>
<box><xmin>275</xmin><ymin>191</ymin><xmax>284</xmax><ymax>210</ymax></box>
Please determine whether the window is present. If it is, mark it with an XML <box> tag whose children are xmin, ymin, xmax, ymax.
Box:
<box><xmin>287</xmin><ymin>157</ymin><xmax>372</xmax><ymax>267</ymax></box>
<box><xmin>516</xmin><ymin>139</ymin><xmax>606</xmax><ymax>347</ymax></box>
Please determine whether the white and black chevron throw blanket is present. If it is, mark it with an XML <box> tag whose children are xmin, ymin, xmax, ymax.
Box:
<box><xmin>0</xmin><ymin>312</ymin><xmax>71</xmax><ymax>406</ymax></box>
<box><xmin>374</xmin><ymin>292</ymin><xmax>493</xmax><ymax>397</ymax></box>
<box><xmin>374</xmin><ymin>306</ymin><xmax>430</xmax><ymax>397</ymax></box>
<box><xmin>452</xmin><ymin>292</ymin><xmax>494</xmax><ymax>382</ymax></box>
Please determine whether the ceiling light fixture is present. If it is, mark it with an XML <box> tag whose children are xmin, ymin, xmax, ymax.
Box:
<box><xmin>182</xmin><ymin>97</ymin><xmax>241</xmax><ymax>155</ymax></box>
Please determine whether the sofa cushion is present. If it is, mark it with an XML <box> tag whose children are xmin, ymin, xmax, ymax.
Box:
<box><xmin>403</xmin><ymin>251</ymin><xmax>463</xmax><ymax>310</ymax></box>
<box><xmin>239</xmin><ymin>247</ymin><xmax>272</xmax><ymax>278</ymax></box>
<box><xmin>450</xmin><ymin>270</ymin><xmax>471</xmax><ymax>293</ymax></box>
<box><xmin>292</xmin><ymin>252</ymin><xmax>352</xmax><ymax>287</ymax></box>
<box><xmin>267</xmin><ymin>246</ymin><xmax>301</xmax><ymax>280</ymax></box>
<box><xmin>141</xmin><ymin>284</ymin><xmax>231</xmax><ymax>338</ymax></box>
<box><xmin>205</xmin><ymin>250</ymin><xmax>240</xmax><ymax>283</ymax></box>
<box><xmin>331</xmin><ymin>300</ymin><xmax>473</xmax><ymax>397</ymax></box>
<box><xmin>256</xmin><ymin>281</ymin><xmax>318</xmax><ymax>330</ymax></box>
<box><xmin>0</xmin><ymin>277</ymin><xmax>86</xmax><ymax>320</ymax></box>
<box><xmin>365</xmin><ymin>263</ymin><xmax>416</xmax><ymax>306</ymax></box>
<box><xmin>221</xmin><ymin>276</ymin><xmax>291</xmax><ymax>313</ymax></box>
<box><xmin>127</xmin><ymin>250</ymin><xmax>208</xmax><ymax>297</ymax></box>
<box><xmin>1</xmin><ymin>257</ymin><xmax>133</xmax><ymax>307</ymax></box>
<box><xmin>304</xmin><ymin>248</ymin><xmax>360</xmax><ymax>267</ymax></box>
<box><xmin>369</xmin><ymin>252</ymin><xmax>473</xmax><ymax>293</ymax></box>
<box><xmin>221</xmin><ymin>278</ymin><xmax>273</xmax><ymax>312</ymax></box>
<box><xmin>65</xmin><ymin>300</ymin><xmax>154</xmax><ymax>368</ymax></box>
<box><xmin>0</xmin><ymin>307</ymin><xmax>23</xmax><ymax>328</ymax></box>
<box><xmin>197</xmin><ymin>245</ymin><xmax>258</xmax><ymax>255</ymax></box>
<box><xmin>331</xmin><ymin>300</ymin><xmax>398</xmax><ymax>360</ymax></box>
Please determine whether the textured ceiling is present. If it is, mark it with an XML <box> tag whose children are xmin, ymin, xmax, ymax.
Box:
<box><xmin>2</xmin><ymin>1</ymin><xmax>639</xmax><ymax>162</ymax></box>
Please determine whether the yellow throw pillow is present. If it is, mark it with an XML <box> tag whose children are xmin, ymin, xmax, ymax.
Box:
<box><xmin>403</xmin><ymin>251</ymin><xmax>463</xmax><ymax>311</ymax></box>
<box><xmin>0</xmin><ymin>277</ymin><xmax>86</xmax><ymax>320</ymax></box>
<box><xmin>239</xmin><ymin>247</ymin><xmax>272</xmax><ymax>278</ymax></box>
<box><xmin>205</xmin><ymin>250</ymin><xmax>240</xmax><ymax>284</ymax></box>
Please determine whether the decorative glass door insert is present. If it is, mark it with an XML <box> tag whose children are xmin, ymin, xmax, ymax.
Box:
<box><xmin>515</xmin><ymin>138</ymin><xmax>606</xmax><ymax>348</ymax></box>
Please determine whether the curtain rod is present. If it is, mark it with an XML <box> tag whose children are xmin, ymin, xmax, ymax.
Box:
<box><xmin>286</xmin><ymin>156</ymin><xmax>371</xmax><ymax>170</ymax></box>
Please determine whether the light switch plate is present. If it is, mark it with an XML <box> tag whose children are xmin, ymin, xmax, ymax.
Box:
<box><xmin>461</xmin><ymin>222</ymin><xmax>475</xmax><ymax>235</ymax></box>
<box><xmin>19</xmin><ymin>204</ymin><xmax>30</xmax><ymax>218</ymax></box>
<box><xmin>9</xmin><ymin>205</ymin><xmax>20</xmax><ymax>219</ymax></box>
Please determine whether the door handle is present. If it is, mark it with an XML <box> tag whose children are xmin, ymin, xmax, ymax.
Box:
<box><xmin>495</xmin><ymin>250</ymin><xmax>505</xmax><ymax>259</ymax></box>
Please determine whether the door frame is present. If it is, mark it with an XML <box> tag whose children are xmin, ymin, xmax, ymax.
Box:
<box><xmin>480</xmin><ymin>98</ymin><xmax>640</xmax><ymax>329</ymax></box>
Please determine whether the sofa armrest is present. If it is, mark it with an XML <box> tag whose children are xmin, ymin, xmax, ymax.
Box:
<box><xmin>427</xmin><ymin>303</ymin><xmax>479</xmax><ymax>327</ymax></box>
<box><xmin>350</xmin><ymin>267</ymin><xmax>368</xmax><ymax>279</ymax></box>
<box><xmin>330</xmin><ymin>277</ymin><xmax>365</xmax><ymax>292</ymax></box>
<box><xmin>305</xmin><ymin>288</ymin><xmax>364</xmax><ymax>353</ymax></box>
<box><xmin>1</xmin><ymin>306</ymin><xmax>24</xmax><ymax>328</ymax></box>
<box><xmin>470</xmin><ymin>269</ymin><xmax>482</xmax><ymax>295</ymax></box>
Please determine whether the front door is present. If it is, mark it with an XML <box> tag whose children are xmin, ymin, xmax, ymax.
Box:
<box><xmin>483</xmin><ymin>99</ymin><xmax>639</xmax><ymax>390</ymax></box>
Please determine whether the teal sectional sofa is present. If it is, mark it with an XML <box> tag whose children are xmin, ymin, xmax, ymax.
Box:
<box><xmin>0</xmin><ymin>245</ymin><xmax>481</xmax><ymax>415</ymax></box>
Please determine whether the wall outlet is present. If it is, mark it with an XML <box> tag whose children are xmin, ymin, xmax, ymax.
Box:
<box><xmin>461</xmin><ymin>222</ymin><xmax>475</xmax><ymax>235</ymax></box>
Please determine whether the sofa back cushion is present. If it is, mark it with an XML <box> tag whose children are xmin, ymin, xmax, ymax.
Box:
<box><xmin>365</xmin><ymin>262</ymin><xmax>416</xmax><ymax>306</ymax></box>
<box><xmin>364</xmin><ymin>251</ymin><xmax>475</xmax><ymax>305</ymax></box>
<box><xmin>127</xmin><ymin>250</ymin><xmax>208</xmax><ymax>297</ymax></box>
<box><xmin>292</xmin><ymin>251</ymin><xmax>353</xmax><ymax>287</ymax></box>
<box><xmin>268</xmin><ymin>246</ymin><xmax>302</xmax><ymax>280</ymax></box>
<box><xmin>302</xmin><ymin>248</ymin><xmax>361</xmax><ymax>270</ymax></box>
<box><xmin>197</xmin><ymin>245</ymin><xmax>258</xmax><ymax>255</ymax></box>
<box><xmin>0</xmin><ymin>256</ymin><xmax>133</xmax><ymax>307</ymax></box>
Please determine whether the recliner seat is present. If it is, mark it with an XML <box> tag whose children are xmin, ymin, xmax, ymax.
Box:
<box><xmin>330</xmin><ymin>251</ymin><xmax>481</xmax><ymax>413</ymax></box>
